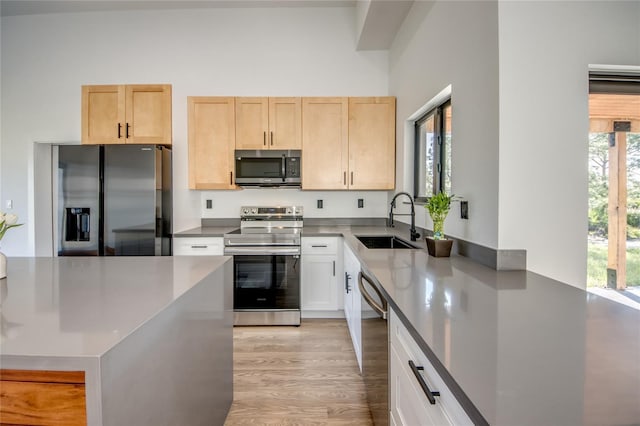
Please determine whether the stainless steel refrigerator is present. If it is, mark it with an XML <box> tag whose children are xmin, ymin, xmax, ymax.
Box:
<box><xmin>55</xmin><ymin>145</ymin><xmax>172</xmax><ymax>256</ymax></box>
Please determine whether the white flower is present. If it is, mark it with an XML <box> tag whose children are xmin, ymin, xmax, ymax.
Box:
<box><xmin>4</xmin><ymin>214</ymin><xmax>17</xmax><ymax>226</ymax></box>
<box><xmin>0</xmin><ymin>211</ymin><xmax>23</xmax><ymax>241</ymax></box>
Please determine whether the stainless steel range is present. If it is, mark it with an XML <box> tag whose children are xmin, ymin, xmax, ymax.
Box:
<box><xmin>224</xmin><ymin>206</ymin><xmax>303</xmax><ymax>326</ymax></box>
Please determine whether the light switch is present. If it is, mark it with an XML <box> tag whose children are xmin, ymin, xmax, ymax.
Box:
<box><xmin>5</xmin><ymin>200</ymin><xmax>12</xmax><ymax>209</ymax></box>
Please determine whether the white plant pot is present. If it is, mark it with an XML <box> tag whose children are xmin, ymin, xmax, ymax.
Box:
<box><xmin>0</xmin><ymin>251</ymin><xmax>6</xmax><ymax>279</ymax></box>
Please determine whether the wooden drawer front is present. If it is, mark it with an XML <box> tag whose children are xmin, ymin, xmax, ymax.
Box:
<box><xmin>0</xmin><ymin>370</ymin><xmax>86</xmax><ymax>426</ymax></box>
<box><xmin>173</xmin><ymin>237</ymin><xmax>223</xmax><ymax>256</ymax></box>
<box><xmin>302</xmin><ymin>237</ymin><xmax>338</xmax><ymax>255</ymax></box>
<box><xmin>390</xmin><ymin>310</ymin><xmax>472</xmax><ymax>426</ymax></box>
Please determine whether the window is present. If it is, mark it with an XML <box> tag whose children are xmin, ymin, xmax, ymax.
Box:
<box><xmin>414</xmin><ymin>100</ymin><xmax>452</xmax><ymax>201</ymax></box>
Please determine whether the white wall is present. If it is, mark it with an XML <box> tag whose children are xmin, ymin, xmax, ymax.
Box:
<box><xmin>498</xmin><ymin>1</ymin><xmax>640</xmax><ymax>287</ymax></box>
<box><xmin>0</xmin><ymin>6</ymin><xmax>389</xmax><ymax>256</ymax></box>
<box><xmin>389</xmin><ymin>1</ymin><xmax>500</xmax><ymax>248</ymax></box>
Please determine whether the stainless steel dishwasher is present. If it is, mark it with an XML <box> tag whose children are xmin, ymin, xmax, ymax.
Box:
<box><xmin>359</xmin><ymin>270</ymin><xmax>389</xmax><ymax>426</ymax></box>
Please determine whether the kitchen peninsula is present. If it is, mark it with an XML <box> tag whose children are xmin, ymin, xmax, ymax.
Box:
<box><xmin>0</xmin><ymin>256</ymin><xmax>233</xmax><ymax>426</ymax></box>
<box><xmin>179</xmin><ymin>223</ymin><xmax>640</xmax><ymax>425</ymax></box>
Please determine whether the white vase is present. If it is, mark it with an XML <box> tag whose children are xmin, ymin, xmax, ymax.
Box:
<box><xmin>0</xmin><ymin>251</ymin><xmax>6</xmax><ymax>279</ymax></box>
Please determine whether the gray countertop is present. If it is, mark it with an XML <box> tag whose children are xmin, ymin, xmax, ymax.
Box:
<box><xmin>342</xmin><ymin>226</ymin><xmax>640</xmax><ymax>426</ymax></box>
<box><xmin>173</xmin><ymin>226</ymin><xmax>239</xmax><ymax>237</ymax></box>
<box><xmin>0</xmin><ymin>256</ymin><xmax>230</xmax><ymax>357</ymax></box>
<box><xmin>173</xmin><ymin>223</ymin><xmax>640</xmax><ymax>425</ymax></box>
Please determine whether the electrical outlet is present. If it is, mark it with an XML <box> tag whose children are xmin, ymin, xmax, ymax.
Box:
<box><xmin>460</xmin><ymin>201</ymin><xmax>469</xmax><ymax>219</ymax></box>
<box><xmin>317</xmin><ymin>200</ymin><xmax>323</xmax><ymax>209</ymax></box>
<box><xmin>357</xmin><ymin>199</ymin><xmax>364</xmax><ymax>208</ymax></box>
<box><xmin>206</xmin><ymin>199</ymin><xmax>213</xmax><ymax>209</ymax></box>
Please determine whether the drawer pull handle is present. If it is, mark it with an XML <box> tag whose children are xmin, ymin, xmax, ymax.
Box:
<box><xmin>409</xmin><ymin>360</ymin><xmax>440</xmax><ymax>405</ymax></box>
<box><xmin>191</xmin><ymin>245</ymin><xmax>208</xmax><ymax>249</ymax></box>
<box><xmin>311</xmin><ymin>244</ymin><xmax>328</xmax><ymax>248</ymax></box>
<box><xmin>408</xmin><ymin>360</ymin><xmax>440</xmax><ymax>404</ymax></box>
<box><xmin>345</xmin><ymin>272</ymin><xmax>351</xmax><ymax>293</ymax></box>
<box><xmin>332</xmin><ymin>260</ymin><xmax>336</xmax><ymax>276</ymax></box>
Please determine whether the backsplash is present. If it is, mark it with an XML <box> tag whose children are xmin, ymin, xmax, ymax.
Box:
<box><xmin>200</xmin><ymin>189</ymin><xmax>390</xmax><ymax>218</ymax></box>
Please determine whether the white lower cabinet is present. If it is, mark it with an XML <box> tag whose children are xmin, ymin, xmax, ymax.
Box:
<box><xmin>301</xmin><ymin>237</ymin><xmax>343</xmax><ymax>317</ymax></box>
<box><xmin>343</xmin><ymin>241</ymin><xmax>362</xmax><ymax>371</ymax></box>
<box><xmin>390</xmin><ymin>308</ymin><xmax>472</xmax><ymax>426</ymax></box>
<box><xmin>172</xmin><ymin>237</ymin><xmax>224</xmax><ymax>256</ymax></box>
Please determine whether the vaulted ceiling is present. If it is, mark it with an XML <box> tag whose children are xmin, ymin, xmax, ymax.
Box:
<box><xmin>1</xmin><ymin>0</ymin><xmax>414</xmax><ymax>50</ymax></box>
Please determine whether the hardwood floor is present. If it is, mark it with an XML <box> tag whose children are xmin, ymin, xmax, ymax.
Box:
<box><xmin>224</xmin><ymin>319</ymin><xmax>373</xmax><ymax>426</ymax></box>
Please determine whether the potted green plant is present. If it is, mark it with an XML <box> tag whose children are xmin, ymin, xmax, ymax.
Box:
<box><xmin>425</xmin><ymin>192</ymin><xmax>454</xmax><ymax>257</ymax></box>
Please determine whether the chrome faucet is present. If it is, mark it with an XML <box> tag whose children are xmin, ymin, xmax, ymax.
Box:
<box><xmin>389</xmin><ymin>192</ymin><xmax>421</xmax><ymax>241</ymax></box>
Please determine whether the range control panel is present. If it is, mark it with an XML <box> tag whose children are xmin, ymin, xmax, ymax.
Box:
<box><xmin>240</xmin><ymin>206</ymin><xmax>304</xmax><ymax>218</ymax></box>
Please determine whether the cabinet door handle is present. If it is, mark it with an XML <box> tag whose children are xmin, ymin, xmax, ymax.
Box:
<box><xmin>230</xmin><ymin>171</ymin><xmax>233</xmax><ymax>185</ymax></box>
<box><xmin>350</xmin><ymin>172</ymin><xmax>354</xmax><ymax>185</ymax></box>
<box><xmin>117</xmin><ymin>123</ymin><xmax>122</xmax><ymax>138</ymax></box>
<box><xmin>343</xmin><ymin>172</ymin><xmax>347</xmax><ymax>185</ymax></box>
<box><xmin>311</xmin><ymin>244</ymin><xmax>328</xmax><ymax>248</ymax></box>
<box><xmin>345</xmin><ymin>272</ymin><xmax>351</xmax><ymax>293</ymax></box>
<box><xmin>333</xmin><ymin>260</ymin><xmax>336</xmax><ymax>276</ymax></box>
<box><xmin>270</xmin><ymin>131</ymin><xmax>274</xmax><ymax>146</ymax></box>
<box><xmin>190</xmin><ymin>245</ymin><xmax>208</xmax><ymax>249</ymax></box>
<box><xmin>408</xmin><ymin>360</ymin><xmax>440</xmax><ymax>404</ymax></box>
<box><xmin>263</xmin><ymin>131</ymin><xmax>267</xmax><ymax>146</ymax></box>
<box><xmin>126</xmin><ymin>123</ymin><xmax>130</xmax><ymax>138</ymax></box>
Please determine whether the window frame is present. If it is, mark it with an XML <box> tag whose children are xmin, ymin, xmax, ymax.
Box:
<box><xmin>414</xmin><ymin>98</ymin><xmax>451</xmax><ymax>202</ymax></box>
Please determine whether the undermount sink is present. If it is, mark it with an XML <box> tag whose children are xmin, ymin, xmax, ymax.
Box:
<box><xmin>355</xmin><ymin>235</ymin><xmax>420</xmax><ymax>249</ymax></box>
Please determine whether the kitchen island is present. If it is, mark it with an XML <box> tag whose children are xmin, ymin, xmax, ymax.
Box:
<box><xmin>0</xmin><ymin>256</ymin><xmax>233</xmax><ymax>426</ymax></box>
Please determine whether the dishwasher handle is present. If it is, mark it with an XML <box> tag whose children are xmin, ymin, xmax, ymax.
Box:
<box><xmin>358</xmin><ymin>271</ymin><xmax>387</xmax><ymax>320</ymax></box>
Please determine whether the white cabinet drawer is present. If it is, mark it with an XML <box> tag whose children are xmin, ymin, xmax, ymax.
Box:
<box><xmin>390</xmin><ymin>308</ymin><xmax>472</xmax><ymax>426</ymax></box>
<box><xmin>390</xmin><ymin>344</ymin><xmax>452</xmax><ymax>426</ymax></box>
<box><xmin>301</xmin><ymin>237</ymin><xmax>339</xmax><ymax>255</ymax></box>
<box><xmin>173</xmin><ymin>237</ymin><xmax>223</xmax><ymax>256</ymax></box>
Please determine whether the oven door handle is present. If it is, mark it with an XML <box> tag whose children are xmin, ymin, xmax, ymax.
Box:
<box><xmin>225</xmin><ymin>241</ymin><xmax>299</xmax><ymax>247</ymax></box>
<box><xmin>224</xmin><ymin>247</ymin><xmax>301</xmax><ymax>256</ymax></box>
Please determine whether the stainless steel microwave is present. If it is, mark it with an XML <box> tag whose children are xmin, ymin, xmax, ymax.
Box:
<box><xmin>234</xmin><ymin>150</ymin><xmax>301</xmax><ymax>187</ymax></box>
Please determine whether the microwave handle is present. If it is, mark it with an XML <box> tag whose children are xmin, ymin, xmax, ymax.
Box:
<box><xmin>282</xmin><ymin>155</ymin><xmax>286</xmax><ymax>181</ymax></box>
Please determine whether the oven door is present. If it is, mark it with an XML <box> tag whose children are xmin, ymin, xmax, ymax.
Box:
<box><xmin>229</xmin><ymin>249</ymin><xmax>300</xmax><ymax>311</ymax></box>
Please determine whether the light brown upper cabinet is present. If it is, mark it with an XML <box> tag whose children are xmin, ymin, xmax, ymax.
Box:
<box><xmin>187</xmin><ymin>97</ymin><xmax>236</xmax><ymax>190</ymax></box>
<box><xmin>82</xmin><ymin>84</ymin><xmax>172</xmax><ymax>145</ymax></box>
<box><xmin>348</xmin><ymin>97</ymin><xmax>396</xmax><ymax>190</ymax></box>
<box><xmin>301</xmin><ymin>97</ymin><xmax>349</xmax><ymax>190</ymax></box>
<box><xmin>235</xmin><ymin>97</ymin><xmax>301</xmax><ymax>150</ymax></box>
<box><xmin>302</xmin><ymin>96</ymin><xmax>396</xmax><ymax>190</ymax></box>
